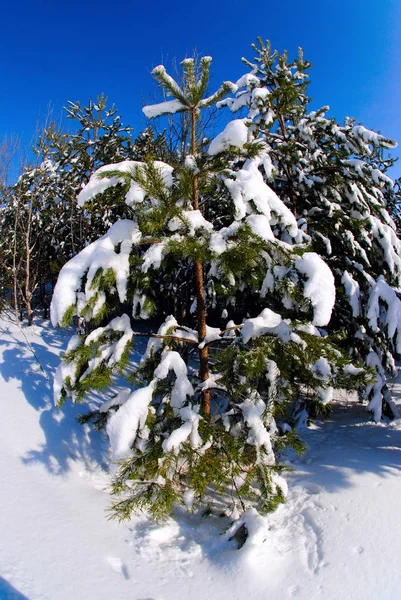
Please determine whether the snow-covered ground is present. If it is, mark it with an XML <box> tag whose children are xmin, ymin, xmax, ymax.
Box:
<box><xmin>1</xmin><ymin>315</ymin><xmax>401</xmax><ymax>600</ymax></box>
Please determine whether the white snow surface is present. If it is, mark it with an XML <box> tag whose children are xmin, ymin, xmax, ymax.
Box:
<box><xmin>198</xmin><ymin>324</ymin><xmax>222</xmax><ymax>348</ymax></box>
<box><xmin>3</xmin><ymin>316</ymin><xmax>401</xmax><ymax>600</ymax></box>
<box><xmin>245</xmin><ymin>213</ymin><xmax>275</xmax><ymax>241</ymax></box>
<box><xmin>162</xmin><ymin>404</ymin><xmax>202</xmax><ymax>453</ymax></box>
<box><xmin>312</xmin><ymin>357</ymin><xmax>331</xmax><ymax>381</ymax></box>
<box><xmin>352</xmin><ymin>125</ymin><xmax>397</xmax><ymax>151</ymax></box>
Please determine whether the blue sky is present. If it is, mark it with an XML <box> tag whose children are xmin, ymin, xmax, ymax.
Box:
<box><xmin>1</xmin><ymin>0</ymin><xmax>400</xmax><ymax>177</ymax></box>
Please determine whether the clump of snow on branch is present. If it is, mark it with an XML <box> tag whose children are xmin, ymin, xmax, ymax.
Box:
<box><xmin>240</xmin><ymin>393</ymin><xmax>275</xmax><ymax>463</ymax></box>
<box><xmin>154</xmin><ymin>350</ymin><xmax>195</xmax><ymax>409</ymax></box>
<box><xmin>367</xmin><ymin>276</ymin><xmax>401</xmax><ymax>352</ymax></box>
<box><xmin>341</xmin><ymin>271</ymin><xmax>360</xmax><ymax>317</ymax></box>
<box><xmin>77</xmin><ymin>160</ymin><xmax>173</xmax><ymax>207</ymax></box>
<box><xmin>168</xmin><ymin>210</ymin><xmax>213</xmax><ymax>235</ymax></box>
<box><xmin>162</xmin><ymin>404</ymin><xmax>202</xmax><ymax>453</ymax></box>
<box><xmin>143</xmin><ymin>99</ymin><xmax>187</xmax><ymax>119</ymax></box>
<box><xmin>107</xmin><ymin>381</ymin><xmax>156</xmax><ymax>460</ymax></box>
<box><xmin>141</xmin><ymin>242</ymin><xmax>166</xmax><ymax>273</ymax></box>
<box><xmin>241</xmin><ymin>308</ymin><xmax>282</xmax><ymax>344</ymax></box>
<box><xmin>208</xmin><ymin>119</ymin><xmax>249</xmax><ymax>155</ymax></box>
<box><xmin>224</xmin><ymin>157</ymin><xmax>298</xmax><ymax>237</ymax></box>
<box><xmin>85</xmin><ymin>314</ymin><xmax>134</xmax><ymax>365</ymax></box>
<box><xmin>295</xmin><ymin>253</ymin><xmax>335</xmax><ymax>326</ymax></box>
<box><xmin>50</xmin><ymin>220</ymin><xmax>141</xmax><ymax>326</ymax></box>
<box><xmin>53</xmin><ymin>335</ymin><xmax>82</xmax><ymax>404</ymax></box>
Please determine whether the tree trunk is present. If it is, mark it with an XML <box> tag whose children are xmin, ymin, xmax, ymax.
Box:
<box><xmin>12</xmin><ymin>201</ymin><xmax>20</xmax><ymax>324</ymax></box>
<box><xmin>277</xmin><ymin>113</ymin><xmax>298</xmax><ymax>217</ymax></box>
<box><xmin>18</xmin><ymin>288</ymin><xmax>24</xmax><ymax>322</ymax></box>
<box><xmin>25</xmin><ymin>199</ymin><xmax>34</xmax><ymax>327</ymax></box>
<box><xmin>41</xmin><ymin>281</ymin><xmax>49</xmax><ymax>320</ymax></box>
<box><xmin>191</xmin><ymin>109</ymin><xmax>211</xmax><ymax>414</ymax></box>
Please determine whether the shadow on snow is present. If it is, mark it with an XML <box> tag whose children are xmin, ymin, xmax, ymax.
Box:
<box><xmin>291</xmin><ymin>400</ymin><xmax>401</xmax><ymax>491</ymax></box>
<box><xmin>0</xmin><ymin>576</ymin><xmax>30</xmax><ymax>600</ymax></box>
<box><xmin>1</xmin><ymin>318</ymin><xmax>401</xmax><ymax>497</ymax></box>
<box><xmin>0</xmin><ymin>321</ymin><xmax>108</xmax><ymax>475</ymax></box>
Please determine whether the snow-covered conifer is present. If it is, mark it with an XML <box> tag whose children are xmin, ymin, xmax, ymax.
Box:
<box><xmin>220</xmin><ymin>39</ymin><xmax>401</xmax><ymax>421</ymax></box>
<box><xmin>51</xmin><ymin>55</ymin><xmax>367</xmax><ymax>525</ymax></box>
<box><xmin>42</xmin><ymin>95</ymin><xmax>135</xmax><ymax>259</ymax></box>
<box><xmin>0</xmin><ymin>150</ymin><xmax>64</xmax><ymax>323</ymax></box>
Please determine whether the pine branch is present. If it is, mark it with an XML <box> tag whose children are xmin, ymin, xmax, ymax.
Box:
<box><xmin>131</xmin><ymin>331</ymin><xmax>197</xmax><ymax>345</ymax></box>
<box><xmin>196</xmin><ymin>56</ymin><xmax>212</xmax><ymax>97</ymax></box>
<box><xmin>199</xmin><ymin>82</ymin><xmax>238</xmax><ymax>108</ymax></box>
<box><xmin>150</xmin><ymin>65</ymin><xmax>189</xmax><ymax>107</ymax></box>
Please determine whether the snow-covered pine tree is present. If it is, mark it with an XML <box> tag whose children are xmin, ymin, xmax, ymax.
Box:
<box><xmin>0</xmin><ymin>151</ymin><xmax>63</xmax><ymax>323</ymax></box>
<box><xmin>51</xmin><ymin>55</ymin><xmax>367</xmax><ymax>523</ymax></box>
<box><xmin>219</xmin><ymin>39</ymin><xmax>401</xmax><ymax>421</ymax></box>
<box><xmin>0</xmin><ymin>99</ymin><xmax>168</xmax><ymax>321</ymax></box>
<box><xmin>42</xmin><ymin>95</ymin><xmax>135</xmax><ymax>261</ymax></box>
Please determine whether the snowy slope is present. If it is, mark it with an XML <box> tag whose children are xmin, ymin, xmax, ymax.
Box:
<box><xmin>1</xmin><ymin>316</ymin><xmax>401</xmax><ymax>600</ymax></box>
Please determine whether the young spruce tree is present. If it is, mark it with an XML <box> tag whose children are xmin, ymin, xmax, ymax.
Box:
<box><xmin>51</xmin><ymin>54</ymin><xmax>367</xmax><ymax>525</ymax></box>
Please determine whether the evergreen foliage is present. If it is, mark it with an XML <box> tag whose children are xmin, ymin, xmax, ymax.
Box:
<box><xmin>0</xmin><ymin>152</ymin><xmax>62</xmax><ymax>322</ymax></box>
<box><xmin>219</xmin><ymin>38</ymin><xmax>401</xmax><ymax>420</ymax></box>
<box><xmin>0</xmin><ymin>97</ymin><xmax>164</xmax><ymax>322</ymax></box>
<box><xmin>41</xmin><ymin>95</ymin><xmax>135</xmax><ymax>257</ymax></box>
<box><xmin>51</xmin><ymin>51</ymin><xmax>371</xmax><ymax>525</ymax></box>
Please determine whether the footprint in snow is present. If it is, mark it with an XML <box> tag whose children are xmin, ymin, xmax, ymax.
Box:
<box><xmin>106</xmin><ymin>557</ymin><xmax>130</xmax><ymax>579</ymax></box>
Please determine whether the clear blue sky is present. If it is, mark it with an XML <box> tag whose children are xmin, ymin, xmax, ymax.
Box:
<box><xmin>1</xmin><ymin>0</ymin><xmax>401</xmax><ymax>176</ymax></box>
